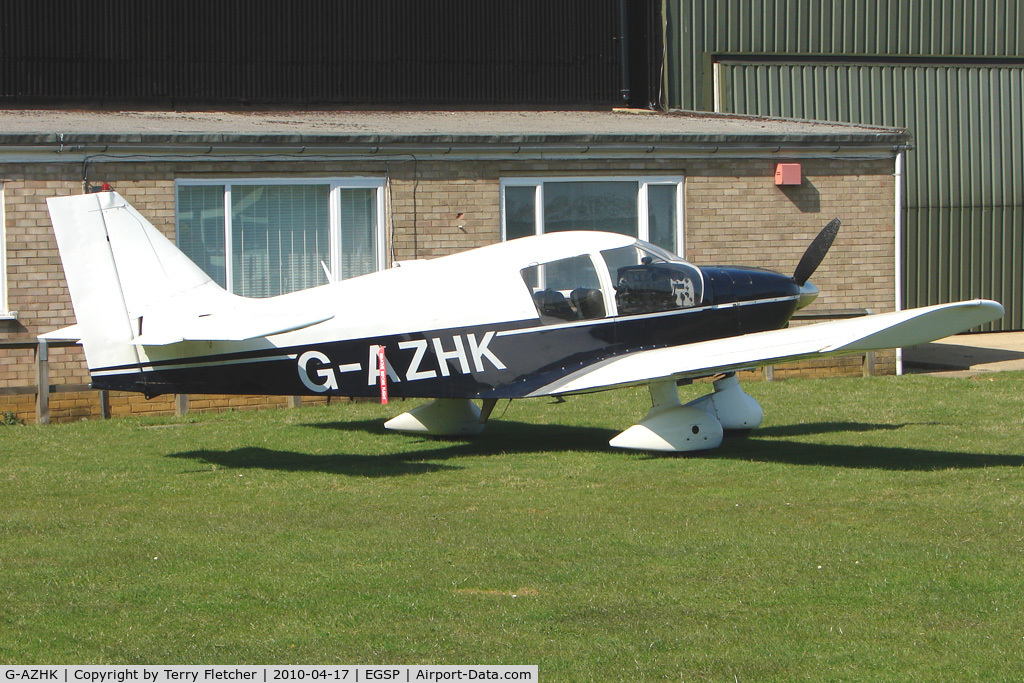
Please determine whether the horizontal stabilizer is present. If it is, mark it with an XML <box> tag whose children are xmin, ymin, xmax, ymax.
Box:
<box><xmin>529</xmin><ymin>299</ymin><xmax>1004</xmax><ymax>396</ymax></box>
<box><xmin>38</xmin><ymin>324</ymin><xmax>83</xmax><ymax>343</ymax></box>
<box><xmin>131</xmin><ymin>311</ymin><xmax>334</xmax><ymax>346</ymax></box>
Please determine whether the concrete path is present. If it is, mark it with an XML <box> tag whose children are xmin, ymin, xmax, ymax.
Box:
<box><xmin>902</xmin><ymin>331</ymin><xmax>1024</xmax><ymax>376</ymax></box>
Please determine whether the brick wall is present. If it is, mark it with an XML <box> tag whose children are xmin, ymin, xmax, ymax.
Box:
<box><xmin>389</xmin><ymin>173</ymin><xmax>501</xmax><ymax>261</ymax></box>
<box><xmin>685</xmin><ymin>157</ymin><xmax>895</xmax><ymax>316</ymax></box>
<box><xmin>1</xmin><ymin>153</ymin><xmax>898</xmax><ymax>422</ymax></box>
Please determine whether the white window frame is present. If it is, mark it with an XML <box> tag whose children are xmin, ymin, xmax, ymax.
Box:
<box><xmin>175</xmin><ymin>178</ymin><xmax>387</xmax><ymax>293</ymax></box>
<box><xmin>499</xmin><ymin>176</ymin><xmax>686</xmax><ymax>254</ymax></box>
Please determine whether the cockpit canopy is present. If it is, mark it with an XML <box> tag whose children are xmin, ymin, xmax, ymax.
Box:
<box><xmin>521</xmin><ymin>239</ymin><xmax>704</xmax><ymax>323</ymax></box>
<box><xmin>602</xmin><ymin>242</ymin><xmax>704</xmax><ymax>315</ymax></box>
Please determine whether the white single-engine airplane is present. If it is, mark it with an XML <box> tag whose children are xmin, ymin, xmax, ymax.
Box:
<box><xmin>47</xmin><ymin>191</ymin><xmax>1002</xmax><ymax>452</ymax></box>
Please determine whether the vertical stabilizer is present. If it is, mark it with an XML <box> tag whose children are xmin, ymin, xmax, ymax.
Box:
<box><xmin>47</xmin><ymin>191</ymin><xmax>219</xmax><ymax>372</ymax></box>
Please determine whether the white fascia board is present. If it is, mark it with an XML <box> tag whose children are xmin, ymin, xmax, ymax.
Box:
<box><xmin>0</xmin><ymin>140</ymin><xmax>909</xmax><ymax>165</ymax></box>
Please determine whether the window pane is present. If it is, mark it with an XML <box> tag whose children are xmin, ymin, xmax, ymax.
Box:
<box><xmin>339</xmin><ymin>188</ymin><xmax>377</xmax><ymax>279</ymax></box>
<box><xmin>231</xmin><ymin>185</ymin><xmax>330</xmax><ymax>298</ymax></box>
<box><xmin>601</xmin><ymin>244</ymin><xmax>646</xmax><ymax>283</ymax></box>
<box><xmin>647</xmin><ymin>184</ymin><xmax>678</xmax><ymax>253</ymax></box>
<box><xmin>177</xmin><ymin>185</ymin><xmax>227</xmax><ymax>287</ymax></box>
<box><xmin>522</xmin><ymin>255</ymin><xmax>605</xmax><ymax>323</ymax></box>
<box><xmin>543</xmin><ymin>181</ymin><xmax>638</xmax><ymax>235</ymax></box>
<box><xmin>603</xmin><ymin>244</ymin><xmax>704</xmax><ymax>315</ymax></box>
<box><xmin>504</xmin><ymin>185</ymin><xmax>536</xmax><ymax>240</ymax></box>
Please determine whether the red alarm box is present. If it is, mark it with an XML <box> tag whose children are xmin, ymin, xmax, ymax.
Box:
<box><xmin>775</xmin><ymin>163</ymin><xmax>802</xmax><ymax>186</ymax></box>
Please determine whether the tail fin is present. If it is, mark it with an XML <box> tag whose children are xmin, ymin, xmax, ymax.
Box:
<box><xmin>49</xmin><ymin>191</ymin><xmax>333</xmax><ymax>376</ymax></box>
<box><xmin>47</xmin><ymin>191</ymin><xmax>221</xmax><ymax>371</ymax></box>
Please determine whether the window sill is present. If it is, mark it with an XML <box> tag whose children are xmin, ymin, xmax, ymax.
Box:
<box><xmin>0</xmin><ymin>312</ymin><xmax>18</xmax><ymax>321</ymax></box>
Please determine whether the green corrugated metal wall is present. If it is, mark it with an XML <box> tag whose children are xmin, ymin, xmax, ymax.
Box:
<box><xmin>667</xmin><ymin>0</ymin><xmax>1024</xmax><ymax>330</ymax></box>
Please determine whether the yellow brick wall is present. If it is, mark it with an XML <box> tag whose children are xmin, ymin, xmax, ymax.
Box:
<box><xmin>1</xmin><ymin>154</ymin><xmax>899</xmax><ymax>423</ymax></box>
<box><xmin>685</xmin><ymin>157</ymin><xmax>895</xmax><ymax>317</ymax></box>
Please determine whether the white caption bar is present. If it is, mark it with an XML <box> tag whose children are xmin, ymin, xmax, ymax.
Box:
<box><xmin>1</xmin><ymin>667</ymin><xmax>537</xmax><ymax>683</ymax></box>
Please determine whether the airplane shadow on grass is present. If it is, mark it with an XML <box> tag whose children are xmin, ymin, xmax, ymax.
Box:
<box><xmin>167</xmin><ymin>417</ymin><xmax>1024</xmax><ymax>476</ymax></box>
<box><xmin>675</xmin><ymin>422</ymin><xmax>1024</xmax><ymax>470</ymax></box>
<box><xmin>168</xmin><ymin>418</ymin><xmax>611</xmax><ymax>477</ymax></box>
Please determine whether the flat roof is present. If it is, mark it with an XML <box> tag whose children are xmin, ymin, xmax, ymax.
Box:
<box><xmin>0</xmin><ymin>109</ymin><xmax>911</xmax><ymax>149</ymax></box>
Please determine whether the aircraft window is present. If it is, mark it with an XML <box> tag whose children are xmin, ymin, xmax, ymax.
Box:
<box><xmin>602</xmin><ymin>242</ymin><xmax>704</xmax><ymax>316</ymax></box>
<box><xmin>522</xmin><ymin>255</ymin><xmax>607</xmax><ymax>324</ymax></box>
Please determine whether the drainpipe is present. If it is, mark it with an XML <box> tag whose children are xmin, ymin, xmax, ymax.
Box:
<box><xmin>895</xmin><ymin>151</ymin><xmax>905</xmax><ymax>375</ymax></box>
<box><xmin>618</xmin><ymin>0</ymin><xmax>630</xmax><ymax>103</ymax></box>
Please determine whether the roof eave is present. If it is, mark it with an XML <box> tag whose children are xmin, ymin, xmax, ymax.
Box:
<box><xmin>0</xmin><ymin>131</ymin><xmax>913</xmax><ymax>163</ymax></box>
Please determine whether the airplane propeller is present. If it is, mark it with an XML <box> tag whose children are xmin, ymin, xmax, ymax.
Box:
<box><xmin>792</xmin><ymin>217</ymin><xmax>841</xmax><ymax>287</ymax></box>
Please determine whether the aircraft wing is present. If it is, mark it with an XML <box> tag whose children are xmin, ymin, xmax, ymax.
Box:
<box><xmin>528</xmin><ymin>299</ymin><xmax>1004</xmax><ymax>397</ymax></box>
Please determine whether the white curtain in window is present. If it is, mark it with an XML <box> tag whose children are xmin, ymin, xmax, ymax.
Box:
<box><xmin>338</xmin><ymin>188</ymin><xmax>377</xmax><ymax>280</ymax></box>
<box><xmin>230</xmin><ymin>185</ymin><xmax>330</xmax><ymax>298</ymax></box>
<box><xmin>177</xmin><ymin>185</ymin><xmax>227</xmax><ymax>288</ymax></box>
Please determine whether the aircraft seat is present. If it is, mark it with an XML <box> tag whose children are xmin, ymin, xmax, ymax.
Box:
<box><xmin>534</xmin><ymin>289</ymin><xmax>575</xmax><ymax>322</ymax></box>
<box><xmin>571</xmin><ymin>287</ymin><xmax>606</xmax><ymax>320</ymax></box>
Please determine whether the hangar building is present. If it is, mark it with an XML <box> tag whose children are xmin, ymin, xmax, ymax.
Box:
<box><xmin>667</xmin><ymin>0</ymin><xmax>1024</xmax><ymax>332</ymax></box>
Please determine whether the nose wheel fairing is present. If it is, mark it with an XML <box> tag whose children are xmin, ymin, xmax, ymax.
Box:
<box><xmin>384</xmin><ymin>398</ymin><xmax>498</xmax><ymax>436</ymax></box>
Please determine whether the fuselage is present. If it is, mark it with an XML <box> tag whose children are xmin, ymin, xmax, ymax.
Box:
<box><xmin>88</xmin><ymin>232</ymin><xmax>804</xmax><ymax>399</ymax></box>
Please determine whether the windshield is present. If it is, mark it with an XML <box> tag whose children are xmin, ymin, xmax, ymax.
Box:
<box><xmin>601</xmin><ymin>240</ymin><xmax>704</xmax><ymax>315</ymax></box>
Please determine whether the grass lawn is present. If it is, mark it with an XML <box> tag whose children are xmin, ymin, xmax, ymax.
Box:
<box><xmin>2</xmin><ymin>372</ymin><xmax>1023</xmax><ymax>680</ymax></box>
